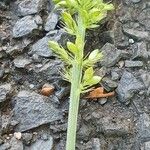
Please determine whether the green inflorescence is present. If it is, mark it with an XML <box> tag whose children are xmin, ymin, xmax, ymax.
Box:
<box><xmin>49</xmin><ymin>0</ymin><xmax>114</xmax><ymax>150</ymax></box>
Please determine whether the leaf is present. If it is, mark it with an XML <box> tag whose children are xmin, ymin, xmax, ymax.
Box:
<box><xmin>48</xmin><ymin>41</ymin><xmax>60</xmax><ymax>52</ymax></box>
<box><xmin>48</xmin><ymin>41</ymin><xmax>70</xmax><ymax>63</ymax></box>
<box><xmin>89</xmin><ymin>49</ymin><xmax>99</xmax><ymax>60</ymax></box>
<box><xmin>83</xmin><ymin>67</ymin><xmax>94</xmax><ymax>81</ymax></box>
<box><xmin>62</xmin><ymin>12</ymin><xmax>77</xmax><ymax>34</ymax></box>
<box><xmin>83</xmin><ymin>76</ymin><xmax>101</xmax><ymax>87</ymax></box>
<box><xmin>67</xmin><ymin>41</ymin><xmax>78</xmax><ymax>55</ymax></box>
<box><xmin>104</xmin><ymin>4</ymin><xmax>114</xmax><ymax>11</ymax></box>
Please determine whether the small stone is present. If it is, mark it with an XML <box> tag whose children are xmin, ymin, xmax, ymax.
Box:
<box><xmin>118</xmin><ymin>61</ymin><xmax>125</xmax><ymax>68</ymax></box>
<box><xmin>144</xmin><ymin>141</ymin><xmax>150</xmax><ymax>150</ymax></box>
<box><xmin>29</xmin><ymin>84</ymin><xmax>35</xmax><ymax>89</ymax></box>
<box><xmin>0</xmin><ymin>69</ymin><xmax>4</xmax><ymax>78</ymax></box>
<box><xmin>18</xmin><ymin>0</ymin><xmax>47</xmax><ymax>16</ymax></box>
<box><xmin>131</xmin><ymin>0</ymin><xmax>141</xmax><ymax>3</ymax></box>
<box><xmin>27</xmin><ymin>136</ymin><xmax>53</xmax><ymax>150</ymax></box>
<box><xmin>114</xmin><ymin>21</ymin><xmax>129</xmax><ymax>48</ymax></box>
<box><xmin>14</xmin><ymin>132</ymin><xmax>22</xmax><ymax>140</ymax></box>
<box><xmin>116</xmin><ymin>71</ymin><xmax>144</xmax><ymax>104</ymax></box>
<box><xmin>101</xmin><ymin>77</ymin><xmax>118</xmax><ymax>91</ymax></box>
<box><xmin>13</xmin><ymin>15</ymin><xmax>41</xmax><ymax>38</ymax></box>
<box><xmin>45</xmin><ymin>13</ymin><xmax>58</xmax><ymax>31</ymax></box>
<box><xmin>10</xmin><ymin>137</ymin><xmax>23</xmax><ymax>150</ymax></box>
<box><xmin>0</xmin><ymin>84</ymin><xmax>12</xmax><ymax>103</ymax></box>
<box><xmin>100</xmin><ymin>43</ymin><xmax>127</xmax><ymax>67</ymax></box>
<box><xmin>98</xmin><ymin>98</ymin><xmax>107</xmax><ymax>105</ymax></box>
<box><xmin>133</xmin><ymin>42</ymin><xmax>148</xmax><ymax>60</ymax></box>
<box><xmin>31</xmin><ymin>30</ymin><xmax>67</xmax><ymax>57</ymax></box>
<box><xmin>41</xmin><ymin>133</ymin><xmax>49</xmax><ymax>141</ymax></box>
<box><xmin>125</xmin><ymin>60</ymin><xmax>143</xmax><ymax>68</ymax></box>
<box><xmin>92</xmin><ymin>138</ymin><xmax>101</xmax><ymax>150</ymax></box>
<box><xmin>22</xmin><ymin>133</ymin><xmax>33</xmax><ymax>145</ymax></box>
<box><xmin>0</xmin><ymin>143</ymin><xmax>11</xmax><ymax>150</ymax></box>
<box><xmin>13</xmin><ymin>57</ymin><xmax>31</xmax><ymax>68</ymax></box>
<box><xmin>123</xmin><ymin>28</ymin><xmax>149</xmax><ymax>40</ymax></box>
<box><xmin>129</xmin><ymin>39</ymin><xmax>134</xmax><ymax>44</ymax></box>
<box><xmin>140</xmin><ymin>72</ymin><xmax>150</xmax><ymax>88</ymax></box>
<box><xmin>12</xmin><ymin>91</ymin><xmax>63</xmax><ymax>131</ymax></box>
<box><xmin>137</xmin><ymin>113</ymin><xmax>150</xmax><ymax>139</ymax></box>
<box><xmin>41</xmin><ymin>84</ymin><xmax>54</xmax><ymax>96</ymax></box>
<box><xmin>111</xmin><ymin>70</ymin><xmax>120</xmax><ymax>80</ymax></box>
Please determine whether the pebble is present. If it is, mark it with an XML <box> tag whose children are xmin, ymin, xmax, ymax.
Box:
<box><xmin>45</xmin><ymin>13</ymin><xmax>58</xmax><ymax>31</ymax></box>
<box><xmin>98</xmin><ymin>98</ymin><xmax>107</xmax><ymax>105</ymax></box>
<box><xmin>131</xmin><ymin>0</ymin><xmax>141</xmax><ymax>3</ymax></box>
<box><xmin>125</xmin><ymin>60</ymin><xmax>143</xmax><ymax>68</ymax></box>
<box><xmin>13</xmin><ymin>57</ymin><xmax>31</xmax><ymax>68</ymax></box>
<box><xmin>129</xmin><ymin>38</ymin><xmax>134</xmax><ymax>44</ymax></box>
<box><xmin>41</xmin><ymin>84</ymin><xmax>55</xmax><ymax>96</ymax></box>
<box><xmin>123</xmin><ymin>28</ymin><xmax>149</xmax><ymax>40</ymax></box>
<box><xmin>14</xmin><ymin>132</ymin><xmax>22</xmax><ymax>140</ymax></box>
<box><xmin>0</xmin><ymin>69</ymin><xmax>4</xmax><ymax>78</ymax></box>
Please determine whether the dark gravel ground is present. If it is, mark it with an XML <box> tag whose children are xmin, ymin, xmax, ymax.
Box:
<box><xmin>0</xmin><ymin>0</ymin><xmax>150</xmax><ymax>149</ymax></box>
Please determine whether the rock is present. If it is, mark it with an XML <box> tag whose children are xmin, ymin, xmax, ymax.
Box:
<box><xmin>41</xmin><ymin>84</ymin><xmax>55</xmax><ymax>97</ymax></box>
<box><xmin>101</xmin><ymin>77</ymin><xmax>118</xmax><ymax>91</ymax></box>
<box><xmin>137</xmin><ymin>113</ymin><xmax>150</xmax><ymax>140</ymax></box>
<box><xmin>45</xmin><ymin>13</ymin><xmax>58</xmax><ymax>31</ymax></box>
<box><xmin>10</xmin><ymin>137</ymin><xmax>23</xmax><ymax>150</ymax></box>
<box><xmin>125</xmin><ymin>60</ymin><xmax>143</xmax><ymax>68</ymax></box>
<box><xmin>98</xmin><ymin>98</ymin><xmax>107</xmax><ymax>105</ymax></box>
<box><xmin>13</xmin><ymin>15</ymin><xmax>42</xmax><ymax>38</ymax></box>
<box><xmin>92</xmin><ymin>138</ymin><xmax>101</xmax><ymax>150</ymax></box>
<box><xmin>131</xmin><ymin>0</ymin><xmax>141</xmax><ymax>3</ymax></box>
<box><xmin>133</xmin><ymin>42</ymin><xmax>148</xmax><ymax>60</ymax></box>
<box><xmin>13</xmin><ymin>57</ymin><xmax>32</xmax><ymax>68</ymax></box>
<box><xmin>14</xmin><ymin>132</ymin><xmax>22</xmax><ymax>140</ymax></box>
<box><xmin>140</xmin><ymin>72</ymin><xmax>150</xmax><ymax>88</ymax></box>
<box><xmin>116</xmin><ymin>71</ymin><xmax>144</xmax><ymax>104</ymax></box>
<box><xmin>123</xmin><ymin>28</ymin><xmax>149</xmax><ymax>40</ymax></box>
<box><xmin>12</xmin><ymin>91</ymin><xmax>63</xmax><ymax>131</ymax></box>
<box><xmin>55</xmin><ymin>140</ymin><xmax>65</xmax><ymax>150</ymax></box>
<box><xmin>129</xmin><ymin>39</ymin><xmax>134</xmax><ymax>44</ymax></box>
<box><xmin>22</xmin><ymin>133</ymin><xmax>33</xmax><ymax>145</ymax></box>
<box><xmin>31</xmin><ymin>30</ymin><xmax>68</xmax><ymax>57</ymax></box>
<box><xmin>143</xmin><ymin>141</ymin><xmax>150</xmax><ymax>150</ymax></box>
<box><xmin>18</xmin><ymin>0</ymin><xmax>47</xmax><ymax>16</ymax></box>
<box><xmin>100</xmin><ymin>43</ymin><xmax>125</xmax><ymax>67</ymax></box>
<box><xmin>114</xmin><ymin>22</ymin><xmax>129</xmax><ymax>48</ymax></box>
<box><xmin>111</xmin><ymin>70</ymin><xmax>120</xmax><ymax>81</ymax></box>
<box><xmin>0</xmin><ymin>84</ymin><xmax>12</xmax><ymax>103</ymax></box>
<box><xmin>0</xmin><ymin>143</ymin><xmax>11</xmax><ymax>150</ymax></box>
<box><xmin>31</xmin><ymin>32</ymin><xmax>55</xmax><ymax>57</ymax></box>
<box><xmin>0</xmin><ymin>69</ymin><xmax>4</xmax><ymax>79</ymax></box>
<box><xmin>83</xmin><ymin>138</ymin><xmax>102</xmax><ymax>150</ymax></box>
<box><xmin>1</xmin><ymin>114</ymin><xmax>16</xmax><ymax>134</ymax></box>
<box><xmin>138</xmin><ymin>9</ymin><xmax>150</xmax><ymax>31</ymax></box>
<box><xmin>50</xmin><ymin>123</ymin><xmax>67</xmax><ymax>133</ymax></box>
<box><xmin>26</xmin><ymin>136</ymin><xmax>53</xmax><ymax>150</ymax></box>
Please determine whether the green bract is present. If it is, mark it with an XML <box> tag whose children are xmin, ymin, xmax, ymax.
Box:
<box><xmin>49</xmin><ymin>0</ymin><xmax>114</xmax><ymax>150</ymax></box>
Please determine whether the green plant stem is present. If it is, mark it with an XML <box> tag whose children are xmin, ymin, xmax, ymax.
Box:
<box><xmin>66</xmin><ymin>61</ymin><xmax>82</xmax><ymax>150</ymax></box>
<box><xmin>66</xmin><ymin>14</ymin><xmax>85</xmax><ymax>150</ymax></box>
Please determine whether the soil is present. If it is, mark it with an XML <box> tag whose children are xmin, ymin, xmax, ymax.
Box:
<box><xmin>0</xmin><ymin>0</ymin><xmax>150</xmax><ymax>149</ymax></box>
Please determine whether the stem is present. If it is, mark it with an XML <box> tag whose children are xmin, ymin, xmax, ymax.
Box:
<box><xmin>66</xmin><ymin>14</ymin><xmax>85</xmax><ymax>150</ymax></box>
<box><xmin>66</xmin><ymin>62</ymin><xmax>82</xmax><ymax>150</ymax></box>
